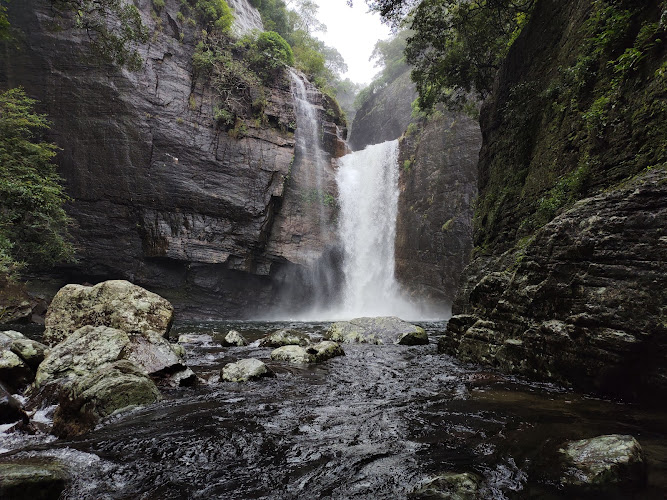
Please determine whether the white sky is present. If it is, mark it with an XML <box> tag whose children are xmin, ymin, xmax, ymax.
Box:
<box><xmin>310</xmin><ymin>0</ymin><xmax>392</xmax><ymax>85</ymax></box>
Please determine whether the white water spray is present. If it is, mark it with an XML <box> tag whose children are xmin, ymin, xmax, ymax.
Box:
<box><xmin>333</xmin><ymin>140</ymin><xmax>423</xmax><ymax>319</ymax></box>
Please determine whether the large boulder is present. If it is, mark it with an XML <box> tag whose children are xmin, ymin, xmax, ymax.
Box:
<box><xmin>221</xmin><ymin>358</ymin><xmax>274</xmax><ymax>382</ymax></box>
<box><xmin>52</xmin><ymin>360</ymin><xmax>161</xmax><ymax>438</ymax></box>
<box><xmin>325</xmin><ymin>317</ymin><xmax>427</xmax><ymax>345</ymax></box>
<box><xmin>259</xmin><ymin>329</ymin><xmax>311</xmax><ymax>347</ymax></box>
<box><xmin>0</xmin><ymin>458</ymin><xmax>70</xmax><ymax>500</ymax></box>
<box><xmin>270</xmin><ymin>341</ymin><xmax>344</xmax><ymax>364</ymax></box>
<box><xmin>44</xmin><ymin>280</ymin><xmax>174</xmax><ymax>345</ymax></box>
<box><xmin>0</xmin><ymin>382</ymin><xmax>29</xmax><ymax>425</ymax></box>
<box><xmin>559</xmin><ymin>434</ymin><xmax>646</xmax><ymax>490</ymax></box>
<box><xmin>33</xmin><ymin>325</ymin><xmax>194</xmax><ymax>393</ymax></box>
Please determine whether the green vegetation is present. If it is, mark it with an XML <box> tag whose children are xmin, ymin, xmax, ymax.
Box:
<box><xmin>195</xmin><ymin>0</ymin><xmax>234</xmax><ymax>30</ymax></box>
<box><xmin>0</xmin><ymin>88</ymin><xmax>73</xmax><ymax>279</ymax></box>
<box><xmin>50</xmin><ymin>0</ymin><xmax>149</xmax><ymax>70</ymax></box>
<box><xmin>0</xmin><ymin>1</ymin><xmax>10</xmax><ymax>41</ymax></box>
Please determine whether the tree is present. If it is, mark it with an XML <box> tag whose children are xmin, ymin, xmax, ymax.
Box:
<box><xmin>349</xmin><ymin>0</ymin><xmax>535</xmax><ymax>110</ymax></box>
<box><xmin>0</xmin><ymin>88</ymin><xmax>73</xmax><ymax>278</ymax></box>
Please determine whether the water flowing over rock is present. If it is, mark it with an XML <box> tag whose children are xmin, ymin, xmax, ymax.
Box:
<box><xmin>44</xmin><ymin>280</ymin><xmax>174</xmax><ymax>345</ymax></box>
<box><xmin>1</xmin><ymin>0</ymin><xmax>346</xmax><ymax>319</ymax></box>
<box><xmin>325</xmin><ymin>317</ymin><xmax>427</xmax><ymax>345</ymax></box>
<box><xmin>0</xmin><ymin>458</ymin><xmax>70</xmax><ymax>499</ymax></box>
<box><xmin>221</xmin><ymin>358</ymin><xmax>274</xmax><ymax>382</ymax></box>
<box><xmin>227</xmin><ymin>0</ymin><xmax>263</xmax><ymax>36</ymax></box>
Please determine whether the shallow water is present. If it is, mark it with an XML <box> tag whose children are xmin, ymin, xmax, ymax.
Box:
<box><xmin>2</xmin><ymin>321</ymin><xmax>666</xmax><ymax>499</ymax></box>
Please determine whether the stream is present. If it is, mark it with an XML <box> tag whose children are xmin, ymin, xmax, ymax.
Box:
<box><xmin>1</xmin><ymin>321</ymin><xmax>666</xmax><ymax>499</ymax></box>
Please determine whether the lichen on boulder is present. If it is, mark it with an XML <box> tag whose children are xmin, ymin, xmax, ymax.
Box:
<box><xmin>259</xmin><ymin>329</ymin><xmax>310</xmax><ymax>347</ymax></box>
<box><xmin>270</xmin><ymin>341</ymin><xmax>344</xmax><ymax>364</ymax></box>
<box><xmin>44</xmin><ymin>280</ymin><xmax>174</xmax><ymax>345</ymax></box>
<box><xmin>325</xmin><ymin>316</ymin><xmax>427</xmax><ymax>345</ymax></box>
<box><xmin>221</xmin><ymin>329</ymin><xmax>248</xmax><ymax>347</ymax></box>
<box><xmin>221</xmin><ymin>358</ymin><xmax>274</xmax><ymax>382</ymax></box>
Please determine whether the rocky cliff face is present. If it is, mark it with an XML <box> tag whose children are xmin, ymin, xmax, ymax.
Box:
<box><xmin>1</xmin><ymin>0</ymin><xmax>346</xmax><ymax>318</ymax></box>
<box><xmin>396</xmin><ymin>112</ymin><xmax>480</xmax><ymax>304</ymax></box>
<box><xmin>348</xmin><ymin>69</ymin><xmax>415</xmax><ymax>151</ymax></box>
<box><xmin>442</xmin><ymin>0</ymin><xmax>667</xmax><ymax>404</ymax></box>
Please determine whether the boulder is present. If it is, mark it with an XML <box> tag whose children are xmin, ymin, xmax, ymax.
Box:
<box><xmin>325</xmin><ymin>317</ymin><xmax>427</xmax><ymax>345</ymax></box>
<box><xmin>409</xmin><ymin>472</ymin><xmax>483</xmax><ymax>499</ymax></box>
<box><xmin>0</xmin><ymin>349</ymin><xmax>33</xmax><ymax>393</ymax></box>
<box><xmin>0</xmin><ymin>382</ymin><xmax>29</xmax><ymax>425</ymax></box>
<box><xmin>221</xmin><ymin>329</ymin><xmax>248</xmax><ymax>347</ymax></box>
<box><xmin>33</xmin><ymin>325</ymin><xmax>194</xmax><ymax>393</ymax></box>
<box><xmin>52</xmin><ymin>360</ymin><xmax>161</xmax><ymax>438</ymax></box>
<box><xmin>270</xmin><ymin>341</ymin><xmax>344</xmax><ymax>364</ymax></box>
<box><xmin>43</xmin><ymin>280</ymin><xmax>174</xmax><ymax>345</ymax></box>
<box><xmin>560</xmin><ymin>434</ymin><xmax>646</xmax><ymax>489</ymax></box>
<box><xmin>0</xmin><ymin>458</ymin><xmax>70</xmax><ymax>499</ymax></box>
<box><xmin>221</xmin><ymin>358</ymin><xmax>274</xmax><ymax>382</ymax></box>
<box><xmin>259</xmin><ymin>329</ymin><xmax>310</xmax><ymax>347</ymax></box>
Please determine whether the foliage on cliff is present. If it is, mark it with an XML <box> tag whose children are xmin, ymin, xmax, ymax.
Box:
<box><xmin>0</xmin><ymin>88</ymin><xmax>73</xmax><ymax>278</ymax></box>
<box><xmin>49</xmin><ymin>0</ymin><xmax>149</xmax><ymax>69</ymax></box>
<box><xmin>473</xmin><ymin>0</ymin><xmax>667</xmax><ymax>253</ymax></box>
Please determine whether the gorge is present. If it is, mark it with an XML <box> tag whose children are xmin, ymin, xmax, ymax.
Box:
<box><xmin>0</xmin><ymin>0</ymin><xmax>666</xmax><ymax>498</ymax></box>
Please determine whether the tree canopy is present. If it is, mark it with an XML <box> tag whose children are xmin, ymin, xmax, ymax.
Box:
<box><xmin>350</xmin><ymin>0</ymin><xmax>535</xmax><ymax>111</ymax></box>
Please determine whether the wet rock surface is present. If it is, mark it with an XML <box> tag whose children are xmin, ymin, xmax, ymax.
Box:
<box><xmin>0</xmin><ymin>458</ymin><xmax>70</xmax><ymax>499</ymax></box>
<box><xmin>260</xmin><ymin>329</ymin><xmax>311</xmax><ymax>347</ymax></box>
<box><xmin>410</xmin><ymin>471</ymin><xmax>483</xmax><ymax>499</ymax></box>
<box><xmin>325</xmin><ymin>316</ymin><xmax>427</xmax><ymax>345</ymax></box>
<box><xmin>220</xmin><ymin>329</ymin><xmax>248</xmax><ymax>347</ymax></box>
<box><xmin>442</xmin><ymin>167</ymin><xmax>667</xmax><ymax>402</ymax></box>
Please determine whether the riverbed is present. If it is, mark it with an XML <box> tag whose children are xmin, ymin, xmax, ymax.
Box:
<box><xmin>1</xmin><ymin>321</ymin><xmax>666</xmax><ymax>499</ymax></box>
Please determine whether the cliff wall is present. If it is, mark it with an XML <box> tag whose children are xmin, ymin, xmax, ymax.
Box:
<box><xmin>442</xmin><ymin>0</ymin><xmax>667</xmax><ymax>404</ymax></box>
<box><xmin>1</xmin><ymin>0</ymin><xmax>346</xmax><ymax>318</ymax></box>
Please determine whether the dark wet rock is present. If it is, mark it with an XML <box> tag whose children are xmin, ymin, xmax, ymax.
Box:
<box><xmin>259</xmin><ymin>329</ymin><xmax>310</xmax><ymax>347</ymax></box>
<box><xmin>325</xmin><ymin>317</ymin><xmax>426</xmax><ymax>345</ymax></box>
<box><xmin>33</xmin><ymin>325</ymin><xmax>193</xmax><ymax>393</ymax></box>
<box><xmin>409</xmin><ymin>472</ymin><xmax>483</xmax><ymax>499</ymax></box>
<box><xmin>0</xmin><ymin>382</ymin><xmax>29</xmax><ymax>425</ymax></box>
<box><xmin>396</xmin><ymin>109</ymin><xmax>480</xmax><ymax>305</ymax></box>
<box><xmin>559</xmin><ymin>434</ymin><xmax>646</xmax><ymax>490</ymax></box>
<box><xmin>270</xmin><ymin>341</ymin><xmax>344</xmax><ymax>364</ymax></box>
<box><xmin>0</xmin><ymin>330</ymin><xmax>49</xmax><ymax>371</ymax></box>
<box><xmin>2</xmin><ymin>0</ymin><xmax>347</xmax><ymax>320</ymax></box>
<box><xmin>349</xmin><ymin>70</ymin><xmax>416</xmax><ymax>151</ymax></box>
<box><xmin>0</xmin><ymin>349</ymin><xmax>33</xmax><ymax>393</ymax></box>
<box><xmin>221</xmin><ymin>358</ymin><xmax>274</xmax><ymax>382</ymax></box>
<box><xmin>44</xmin><ymin>280</ymin><xmax>174</xmax><ymax>345</ymax></box>
<box><xmin>52</xmin><ymin>360</ymin><xmax>161</xmax><ymax>438</ymax></box>
<box><xmin>221</xmin><ymin>330</ymin><xmax>248</xmax><ymax>347</ymax></box>
<box><xmin>0</xmin><ymin>458</ymin><xmax>70</xmax><ymax>499</ymax></box>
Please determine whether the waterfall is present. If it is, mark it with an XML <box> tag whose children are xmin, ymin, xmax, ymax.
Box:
<box><xmin>333</xmin><ymin>140</ymin><xmax>421</xmax><ymax>319</ymax></box>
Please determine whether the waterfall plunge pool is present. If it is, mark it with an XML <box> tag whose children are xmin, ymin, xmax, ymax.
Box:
<box><xmin>2</xmin><ymin>320</ymin><xmax>666</xmax><ymax>499</ymax></box>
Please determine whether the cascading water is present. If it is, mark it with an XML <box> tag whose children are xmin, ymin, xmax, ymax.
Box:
<box><xmin>333</xmin><ymin>140</ymin><xmax>423</xmax><ymax>319</ymax></box>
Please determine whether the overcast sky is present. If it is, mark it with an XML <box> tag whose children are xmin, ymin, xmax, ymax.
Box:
<box><xmin>310</xmin><ymin>0</ymin><xmax>392</xmax><ymax>85</ymax></box>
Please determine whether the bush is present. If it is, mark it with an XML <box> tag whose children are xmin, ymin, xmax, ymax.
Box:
<box><xmin>195</xmin><ymin>0</ymin><xmax>234</xmax><ymax>32</ymax></box>
<box><xmin>256</xmin><ymin>31</ymin><xmax>294</xmax><ymax>67</ymax></box>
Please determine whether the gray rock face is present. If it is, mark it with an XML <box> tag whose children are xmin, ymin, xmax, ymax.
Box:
<box><xmin>410</xmin><ymin>472</ymin><xmax>483</xmax><ymax>499</ymax></box>
<box><xmin>0</xmin><ymin>458</ymin><xmax>70</xmax><ymax>500</ymax></box>
<box><xmin>2</xmin><ymin>0</ymin><xmax>347</xmax><ymax>320</ymax></box>
<box><xmin>270</xmin><ymin>341</ymin><xmax>344</xmax><ymax>364</ymax></box>
<box><xmin>44</xmin><ymin>280</ymin><xmax>174</xmax><ymax>345</ymax></box>
<box><xmin>325</xmin><ymin>317</ymin><xmax>427</xmax><ymax>345</ymax></box>
<box><xmin>221</xmin><ymin>358</ymin><xmax>274</xmax><ymax>382</ymax></box>
<box><xmin>52</xmin><ymin>359</ymin><xmax>161</xmax><ymax>438</ymax></box>
<box><xmin>349</xmin><ymin>70</ymin><xmax>416</xmax><ymax>151</ymax></box>
<box><xmin>396</xmin><ymin>111</ymin><xmax>480</xmax><ymax>304</ymax></box>
<box><xmin>0</xmin><ymin>331</ymin><xmax>49</xmax><ymax>391</ymax></box>
<box><xmin>259</xmin><ymin>329</ymin><xmax>310</xmax><ymax>347</ymax></box>
<box><xmin>441</xmin><ymin>168</ymin><xmax>667</xmax><ymax>402</ymax></box>
<box><xmin>560</xmin><ymin>435</ymin><xmax>646</xmax><ymax>489</ymax></box>
<box><xmin>221</xmin><ymin>329</ymin><xmax>248</xmax><ymax>347</ymax></box>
